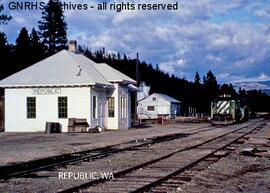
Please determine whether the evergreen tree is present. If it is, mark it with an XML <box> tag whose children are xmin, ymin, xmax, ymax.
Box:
<box><xmin>194</xmin><ymin>71</ymin><xmax>201</xmax><ymax>84</ymax></box>
<box><xmin>123</xmin><ymin>54</ymin><xmax>128</xmax><ymax>61</ymax></box>
<box><xmin>15</xmin><ymin>27</ymin><xmax>31</xmax><ymax>70</ymax></box>
<box><xmin>0</xmin><ymin>1</ymin><xmax>12</xmax><ymax>24</ymax></box>
<box><xmin>38</xmin><ymin>0</ymin><xmax>67</xmax><ymax>54</ymax></box>
<box><xmin>203</xmin><ymin>70</ymin><xmax>219</xmax><ymax>113</ymax></box>
<box><xmin>16</xmin><ymin>28</ymin><xmax>31</xmax><ymax>51</ymax></box>
<box><xmin>192</xmin><ymin>71</ymin><xmax>204</xmax><ymax>113</ymax></box>
<box><xmin>203</xmin><ymin>71</ymin><xmax>218</xmax><ymax>88</ymax></box>
<box><xmin>117</xmin><ymin>52</ymin><xmax>121</xmax><ymax>60</ymax></box>
<box><xmin>30</xmin><ymin>28</ymin><xmax>45</xmax><ymax>63</ymax></box>
<box><xmin>238</xmin><ymin>88</ymin><xmax>247</xmax><ymax>98</ymax></box>
<box><xmin>220</xmin><ymin>83</ymin><xmax>236</xmax><ymax>96</ymax></box>
<box><xmin>0</xmin><ymin>31</ymin><xmax>8</xmax><ymax>54</ymax></box>
<box><xmin>155</xmin><ymin>64</ymin><xmax>160</xmax><ymax>71</ymax></box>
<box><xmin>203</xmin><ymin>71</ymin><xmax>219</xmax><ymax>96</ymax></box>
<box><xmin>0</xmin><ymin>32</ymin><xmax>10</xmax><ymax>78</ymax></box>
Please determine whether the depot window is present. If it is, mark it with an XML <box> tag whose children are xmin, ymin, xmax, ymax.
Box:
<box><xmin>108</xmin><ymin>97</ymin><xmax>115</xmax><ymax>117</ymax></box>
<box><xmin>58</xmin><ymin>97</ymin><xmax>68</xmax><ymax>118</ymax></box>
<box><xmin>27</xmin><ymin>97</ymin><xmax>36</xmax><ymax>119</ymax></box>
<box><xmin>121</xmin><ymin>96</ymin><xmax>127</xmax><ymax>118</ymax></box>
<box><xmin>93</xmin><ymin>96</ymin><xmax>97</xmax><ymax>119</ymax></box>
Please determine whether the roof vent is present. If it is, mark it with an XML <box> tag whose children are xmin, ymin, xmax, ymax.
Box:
<box><xmin>68</xmin><ymin>40</ymin><xmax>77</xmax><ymax>53</ymax></box>
<box><xmin>76</xmin><ymin>65</ymin><xmax>82</xmax><ymax>76</ymax></box>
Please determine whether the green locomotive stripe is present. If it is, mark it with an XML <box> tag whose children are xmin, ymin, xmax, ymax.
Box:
<box><xmin>220</xmin><ymin>102</ymin><xmax>230</xmax><ymax>114</ymax></box>
<box><xmin>217</xmin><ymin>101</ymin><xmax>229</xmax><ymax>114</ymax></box>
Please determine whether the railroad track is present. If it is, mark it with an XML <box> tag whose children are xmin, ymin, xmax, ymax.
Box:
<box><xmin>58</xmin><ymin>119</ymin><xmax>267</xmax><ymax>193</ymax></box>
<box><xmin>0</xmin><ymin>124</ymin><xmax>218</xmax><ymax>180</ymax></box>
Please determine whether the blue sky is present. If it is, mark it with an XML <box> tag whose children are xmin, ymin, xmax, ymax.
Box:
<box><xmin>1</xmin><ymin>0</ymin><xmax>270</xmax><ymax>83</ymax></box>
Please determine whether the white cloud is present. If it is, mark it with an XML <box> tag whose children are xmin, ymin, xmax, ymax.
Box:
<box><xmin>207</xmin><ymin>54</ymin><xmax>221</xmax><ymax>62</ymax></box>
<box><xmin>176</xmin><ymin>59</ymin><xmax>186</xmax><ymax>67</ymax></box>
<box><xmin>159</xmin><ymin>63</ymin><xmax>176</xmax><ymax>74</ymax></box>
<box><xmin>258</xmin><ymin>73</ymin><xmax>270</xmax><ymax>81</ymax></box>
<box><xmin>1</xmin><ymin>0</ymin><xmax>270</xmax><ymax>83</ymax></box>
<box><xmin>254</xmin><ymin>9</ymin><xmax>269</xmax><ymax>17</ymax></box>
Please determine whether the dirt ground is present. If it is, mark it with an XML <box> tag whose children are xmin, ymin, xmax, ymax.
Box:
<box><xmin>179</xmin><ymin>121</ymin><xmax>270</xmax><ymax>193</ymax></box>
<box><xmin>0</xmin><ymin>122</ymin><xmax>209</xmax><ymax>165</ymax></box>
<box><xmin>0</xmin><ymin>122</ymin><xmax>239</xmax><ymax>193</ymax></box>
<box><xmin>0</xmin><ymin>120</ymin><xmax>269</xmax><ymax>193</ymax></box>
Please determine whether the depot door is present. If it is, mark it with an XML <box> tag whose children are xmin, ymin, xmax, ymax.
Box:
<box><xmin>98</xmin><ymin>103</ymin><xmax>105</xmax><ymax>128</ymax></box>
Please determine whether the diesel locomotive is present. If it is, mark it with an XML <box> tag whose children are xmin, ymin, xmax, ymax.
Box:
<box><xmin>211</xmin><ymin>95</ymin><xmax>249</xmax><ymax>125</ymax></box>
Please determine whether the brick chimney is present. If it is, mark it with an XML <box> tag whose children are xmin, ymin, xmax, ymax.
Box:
<box><xmin>68</xmin><ymin>40</ymin><xmax>77</xmax><ymax>53</ymax></box>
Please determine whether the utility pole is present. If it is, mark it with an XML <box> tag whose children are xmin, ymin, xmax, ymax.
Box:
<box><xmin>134</xmin><ymin>52</ymin><xmax>139</xmax><ymax>124</ymax></box>
<box><xmin>136</xmin><ymin>52</ymin><xmax>139</xmax><ymax>85</ymax></box>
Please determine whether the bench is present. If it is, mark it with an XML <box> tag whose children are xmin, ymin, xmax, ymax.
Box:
<box><xmin>68</xmin><ymin>118</ymin><xmax>89</xmax><ymax>132</ymax></box>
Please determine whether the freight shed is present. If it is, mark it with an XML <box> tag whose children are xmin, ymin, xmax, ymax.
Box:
<box><xmin>0</xmin><ymin>42</ymin><xmax>137</xmax><ymax>132</ymax></box>
<box><xmin>137</xmin><ymin>93</ymin><xmax>181</xmax><ymax>119</ymax></box>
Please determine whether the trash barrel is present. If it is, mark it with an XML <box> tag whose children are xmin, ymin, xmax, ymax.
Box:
<box><xmin>157</xmin><ymin>117</ymin><xmax>163</xmax><ymax>124</ymax></box>
<box><xmin>45</xmin><ymin>122</ymin><xmax>61</xmax><ymax>133</ymax></box>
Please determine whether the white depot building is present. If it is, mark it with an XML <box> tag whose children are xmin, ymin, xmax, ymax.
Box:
<box><xmin>0</xmin><ymin>45</ymin><xmax>137</xmax><ymax>132</ymax></box>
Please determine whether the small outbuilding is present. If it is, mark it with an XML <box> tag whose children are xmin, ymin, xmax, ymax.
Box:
<box><xmin>137</xmin><ymin>93</ymin><xmax>181</xmax><ymax>119</ymax></box>
<box><xmin>0</xmin><ymin>43</ymin><xmax>137</xmax><ymax>132</ymax></box>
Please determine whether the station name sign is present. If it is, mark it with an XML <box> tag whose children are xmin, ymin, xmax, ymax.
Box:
<box><xmin>32</xmin><ymin>88</ymin><xmax>61</xmax><ymax>95</ymax></box>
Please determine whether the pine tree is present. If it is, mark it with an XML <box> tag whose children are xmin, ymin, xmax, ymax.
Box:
<box><xmin>117</xmin><ymin>52</ymin><xmax>121</xmax><ymax>60</ymax></box>
<box><xmin>38</xmin><ymin>0</ymin><xmax>67</xmax><ymax>54</ymax></box>
<box><xmin>0</xmin><ymin>32</ymin><xmax>10</xmax><ymax>78</ymax></box>
<box><xmin>123</xmin><ymin>54</ymin><xmax>128</xmax><ymax>61</ymax></box>
<box><xmin>220</xmin><ymin>83</ymin><xmax>236</xmax><ymax>96</ymax></box>
<box><xmin>194</xmin><ymin>71</ymin><xmax>201</xmax><ymax>84</ymax></box>
<box><xmin>0</xmin><ymin>31</ymin><xmax>8</xmax><ymax>53</ymax></box>
<box><xmin>155</xmin><ymin>64</ymin><xmax>160</xmax><ymax>71</ymax></box>
<box><xmin>15</xmin><ymin>27</ymin><xmax>31</xmax><ymax>69</ymax></box>
<box><xmin>0</xmin><ymin>1</ymin><xmax>12</xmax><ymax>24</ymax></box>
<box><xmin>202</xmin><ymin>70</ymin><xmax>219</xmax><ymax>114</ymax></box>
<box><xmin>30</xmin><ymin>28</ymin><xmax>45</xmax><ymax>63</ymax></box>
<box><xmin>203</xmin><ymin>71</ymin><xmax>217</xmax><ymax>87</ymax></box>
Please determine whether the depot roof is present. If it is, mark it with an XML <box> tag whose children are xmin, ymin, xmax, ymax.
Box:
<box><xmin>0</xmin><ymin>50</ymin><xmax>136</xmax><ymax>88</ymax></box>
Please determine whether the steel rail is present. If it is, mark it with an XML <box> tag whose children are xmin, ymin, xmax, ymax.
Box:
<box><xmin>58</xmin><ymin>119</ymin><xmax>265</xmax><ymax>193</ymax></box>
<box><xmin>0</xmin><ymin>125</ymin><xmax>217</xmax><ymax>180</ymax></box>
<box><xmin>131</xmin><ymin>120</ymin><xmax>267</xmax><ymax>193</ymax></box>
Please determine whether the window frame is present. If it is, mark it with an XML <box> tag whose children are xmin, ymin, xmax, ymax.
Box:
<box><xmin>147</xmin><ymin>106</ymin><xmax>155</xmax><ymax>111</ymax></box>
<box><xmin>26</xmin><ymin>97</ymin><xmax>36</xmax><ymax>119</ymax></box>
<box><xmin>58</xmin><ymin>97</ymin><xmax>68</xmax><ymax>119</ymax></box>
<box><xmin>108</xmin><ymin>97</ymin><xmax>115</xmax><ymax>118</ymax></box>
<box><xmin>92</xmin><ymin>96</ymin><xmax>98</xmax><ymax>119</ymax></box>
<box><xmin>121</xmin><ymin>96</ymin><xmax>127</xmax><ymax>118</ymax></box>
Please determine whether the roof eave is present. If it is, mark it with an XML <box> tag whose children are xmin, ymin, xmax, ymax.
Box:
<box><xmin>93</xmin><ymin>83</ymin><xmax>114</xmax><ymax>89</ymax></box>
<box><xmin>108</xmin><ymin>79</ymin><xmax>137</xmax><ymax>84</ymax></box>
<box><xmin>0</xmin><ymin>82</ymin><xmax>112</xmax><ymax>88</ymax></box>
